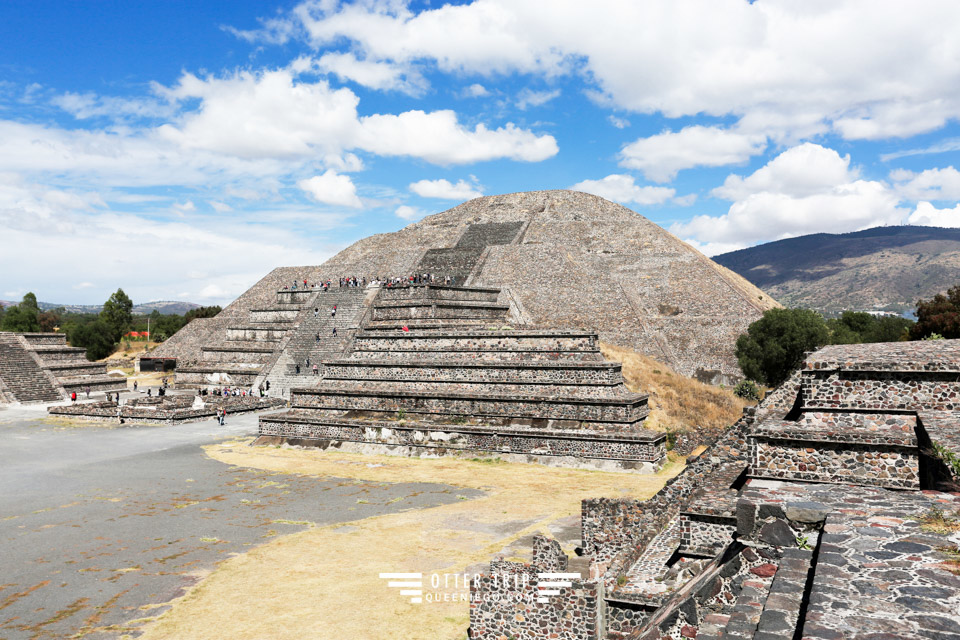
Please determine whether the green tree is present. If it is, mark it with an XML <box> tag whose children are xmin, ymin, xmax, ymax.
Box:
<box><xmin>863</xmin><ymin>315</ymin><xmax>913</xmax><ymax>343</ymax></box>
<box><xmin>0</xmin><ymin>292</ymin><xmax>41</xmax><ymax>332</ymax></box>
<box><xmin>70</xmin><ymin>319</ymin><xmax>116</xmax><ymax>360</ymax></box>
<box><xmin>184</xmin><ymin>305</ymin><xmax>221</xmax><ymax>323</ymax></box>
<box><xmin>736</xmin><ymin>308</ymin><xmax>829</xmax><ymax>386</ymax></box>
<box><xmin>825</xmin><ymin>318</ymin><xmax>861</xmax><ymax>344</ymax></box>
<box><xmin>100</xmin><ymin>288</ymin><xmax>133</xmax><ymax>342</ymax></box>
<box><xmin>910</xmin><ymin>285</ymin><xmax>960</xmax><ymax>340</ymax></box>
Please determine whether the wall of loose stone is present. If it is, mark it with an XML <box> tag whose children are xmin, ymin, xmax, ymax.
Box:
<box><xmin>678</xmin><ymin>514</ymin><xmax>737</xmax><ymax>556</ymax></box>
<box><xmin>291</xmin><ymin>388</ymin><xmax>649</xmax><ymax>428</ymax></box>
<box><xmin>750</xmin><ymin>438</ymin><xmax>919</xmax><ymax>489</ymax></box>
<box><xmin>803</xmin><ymin>370</ymin><xmax>960</xmax><ymax>411</ymax></box>
<box><xmin>258</xmin><ymin>417</ymin><xmax>666</xmax><ymax>465</ymax></box>
<box><xmin>322</xmin><ymin>361</ymin><xmax>623</xmax><ymax>385</ymax></box>
<box><xmin>469</xmin><ymin>575</ymin><xmax>599</xmax><ymax>640</ymax></box>
<box><xmin>379</xmin><ymin>285</ymin><xmax>500</xmax><ymax>302</ymax></box>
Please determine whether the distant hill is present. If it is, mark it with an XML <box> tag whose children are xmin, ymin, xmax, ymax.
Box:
<box><xmin>713</xmin><ymin>226</ymin><xmax>960</xmax><ymax>313</ymax></box>
<box><xmin>0</xmin><ymin>299</ymin><xmax>201</xmax><ymax>315</ymax></box>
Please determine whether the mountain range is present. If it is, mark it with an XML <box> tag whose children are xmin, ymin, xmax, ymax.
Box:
<box><xmin>713</xmin><ymin>225</ymin><xmax>960</xmax><ymax>314</ymax></box>
<box><xmin>0</xmin><ymin>300</ymin><xmax>201</xmax><ymax>315</ymax></box>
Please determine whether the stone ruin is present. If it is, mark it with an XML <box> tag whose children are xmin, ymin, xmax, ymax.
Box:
<box><xmin>0</xmin><ymin>332</ymin><xmax>125</xmax><ymax>404</ymax></box>
<box><xmin>468</xmin><ymin>339</ymin><xmax>960</xmax><ymax>639</ymax></box>
<box><xmin>256</xmin><ymin>281</ymin><xmax>666</xmax><ymax>472</ymax></box>
<box><xmin>48</xmin><ymin>394</ymin><xmax>284</xmax><ymax>425</ymax></box>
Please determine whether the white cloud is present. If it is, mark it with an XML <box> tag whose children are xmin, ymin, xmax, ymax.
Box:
<box><xmin>156</xmin><ymin>68</ymin><xmax>557</xmax><ymax>166</ymax></box>
<box><xmin>356</xmin><ymin>110</ymin><xmax>557</xmax><ymax>164</ymax></box>
<box><xmin>395</xmin><ymin>205</ymin><xmax>424</xmax><ymax>220</ymax></box>
<box><xmin>409</xmin><ymin>178</ymin><xmax>483</xmax><ymax>200</ymax></box>
<box><xmin>315</xmin><ymin>52</ymin><xmax>424</xmax><ymax>94</ymax></box>
<box><xmin>210</xmin><ymin>200</ymin><xmax>233</xmax><ymax>213</ymax></box>
<box><xmin>463</xmin><ymin>83</ymin><xmax>490</xmax><ymax>98</ymax></box>
<box><xmin>607</xmin><ymin>115</ymin><xmax>629</xmax><ymax>129</ymax></box>
<box><xmin>710</xmin><ymin>143</ymin><xmax>855</xmax><ymax>201</ymax></box>
<box><xmin>891</xmin><ymin>166</ymin><xmax>960</xmax><ymax>201</ymax></box>
<box><xmin>570</xmin><ymin>174</ymin><xmax>674</xmax><ymax>206</ymax></box>
<box><xmin>0</xmin><ymin>175</ymin><xmax>336</xmax><ymax>306</ymax></box>
<box><xmin>907</xmin><ymin>201</ymin><xmax>960</xmax><ymax>228</ymax></box>
<box><xmin>298</xmin><ymin>170</ymin><xmax>363</xmax><ymax>207</ymax></box>
<box><xmin>516</xmin><ymin>88</ymin><xmax>560</xmax><ymax>110</ymax></box>
<box><xmin>73</xmin><ymin>282</ymin><xmax>95</xmax><ymax>290</ymax></box>
<box><xmin>672</xmin><ymin>143</ymin><xmax>905</xmax><ymax>248</ymax></box>
<box><xmin>247</xmin><ymin>0</ymin><xmax>960</xmax><ymax>143</ymax></box>
<box><xmin>620</xmin><ymin>126</ymin><xmax>767</xmax><ymax>183</ymax></box>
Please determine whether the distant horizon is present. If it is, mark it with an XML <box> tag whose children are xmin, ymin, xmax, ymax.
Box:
<box><xmin>2</xmin><ymin>1</ymin><xmax>959</xmax><ymax>306</ymax></box>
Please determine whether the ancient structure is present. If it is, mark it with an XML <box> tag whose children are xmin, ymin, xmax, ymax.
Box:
<box><xmin>49</xmin><ymin>394</ymin><xmax>284</xmax><ymax>425</ymax></box>
<box><xmin>469</xmin><ymin>339</ymin><xmax>960</xmax><ymax>639</ymax></box>
<box><xmin>0</xmin><ymin>332</ymin><xmax>125</xmax><ymax>403</ymax></box>
<box><xmin>154</xmin><ymin>191</ymin><xmax>778</xmax><ymax>384</ymax></box>
<box><xmin>256</xmin><ymin>283</ymin><xmax>666</xmax><ymax>471</ymax></box>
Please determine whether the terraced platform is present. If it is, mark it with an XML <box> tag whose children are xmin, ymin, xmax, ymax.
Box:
<box><xmin>0</xmin><ymin>332</ymin><xmax>125</xmax><ymax>403</ymax></box>
<box><xmin>258</xmin><ymin>283</ymin><xmax>666</xmax><ymax>470</ymax></box>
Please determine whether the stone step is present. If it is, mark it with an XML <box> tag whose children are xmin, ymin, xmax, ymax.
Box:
<box><xmin>289</xmin><ymin>384</ymin><xmax>649</xmax><ymax>429</ymax></box>
<box><xmin>0</xmin><ymin>334</ymin><xmax>64</xmax><ymax>403</ymax></box>
<box><xmin>322</xmin><ymin>358</ymin><xmax>626</xmax><ymax>388</ymax></box>
<box><xmin>371</xmin><ymin>300</ymin><xmax>510</xmax><ymax>322</ymax></box>
<box><xmin>377</xmin><ymin>284</ymin><xmax>500</xmax><ymax>303</ymax></box>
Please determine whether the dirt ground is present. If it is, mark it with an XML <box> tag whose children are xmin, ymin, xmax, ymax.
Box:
<box><xmin>137</xmin><ymin>443</ymin><xmax>684</xmax><ymax>640</ymax></box>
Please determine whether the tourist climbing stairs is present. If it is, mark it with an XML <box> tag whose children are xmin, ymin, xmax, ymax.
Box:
<box><xmin>264</xmin><ymin>288</ymin><xmax>369</xmax><ymax>398</ymax></box>
<box><xmin>0</xmin><ymin>333</ymin><xmax>64</xmax><ymax>403</ymax></box>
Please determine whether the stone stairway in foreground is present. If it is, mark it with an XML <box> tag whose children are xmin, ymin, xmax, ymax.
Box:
<box><xmin>0</xmin><ymin>332</ymin><xmax>126</xmax><ymax>403</ymax></box>
<box><xmin>259</xmin><ymin>284</ymin><xmax>666</xmax><ymax>471</ymax></box>
<box><xmin>0</xmin><ymin>333</ymin><xmax>63</xmax><ymax>403</ymax></box>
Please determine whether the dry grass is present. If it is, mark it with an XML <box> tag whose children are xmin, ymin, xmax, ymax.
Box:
<box><xmin>99</xmin><ymin>341</ymin><xmax>161</xmax><ymax>364</ymax></box>
<box><xmin>134</xmin><ymin>442</ymin><xmax>684</xmax><ymax>640</ymax></box>
<box><xmin>600</xmin><ymin>342</ymin><xmax>747</xmax><ymax>433</ymax></box>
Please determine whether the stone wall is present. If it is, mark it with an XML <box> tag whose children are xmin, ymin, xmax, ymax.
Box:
<box><xmin>802</xmin><ymin>369</ymin><xmax>960</xmax><ymax>411</ymax></box>
<box><xmin>469</xmin><ymin>575</ymin><xmax>599</xmax><ymax>640</ymax></box>
<box><xmin>678</xmin><ymin>514</ymin><xmax>737</xmax><ymax>557</ymax></box>
<box><xmin>258</xmin><ymin>416</ymin><xmax>665</xmax><ymax>468</ymax></box>
<box><xmin>290</xmin><ymin>387</ymin><xmax>649</xmax><ymax>429</ymax></box>
<box><xmin>750</xmin><ymin>438</ymin><xmax>919</xmax><ymax>488</ymax></box>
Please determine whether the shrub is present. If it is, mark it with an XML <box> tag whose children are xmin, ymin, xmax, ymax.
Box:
<box><xmin>733</xmin><ymin>379</ymin><xmax>761</xmax><ymax>401</ymax></box>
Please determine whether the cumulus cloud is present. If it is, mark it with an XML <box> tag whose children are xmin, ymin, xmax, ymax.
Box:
<box><xmin>620</xmin><ymin>126</ymin><xmax>767</xmax><ymax>183</ymax></box>
<box><xmin>907</xmin><ymin>201</ymin><xmax>960</xmax><ymax>228</ymax></box>
<box><xmin>671</xmin><ymin>144</ymin><xmax>905</xmax><ymax>252</ymax></box>
<box><xmin>298</xmin><ymin>170</ymin><xmax>363</xmax><ymax>207</ymax></box>
<box><xmin>240</xmin><ymin>0</ymin><xmax>960</xmax><ymax>143</ymax></box>
<box><xmin>569</xmin><ymin>174</ymin><xmax>675</xmax><ymax>206</ymax></box>
<box><xmin>315</xmin><ymin>52</ymin><xmax>424</xmax><ymax>94</ymax></box>
<box><xmin>155</xmin><ymin>68</ymin><xmax>557</xmax><ymax>165</ymax></box>
<box><xmin>891</xmin><ymin>166</ymin><xmax>960</xmax><ymax>201</ymax></box>
<box><xmin>409</xmin><ymin>178</ymin><xmax>483</xmax><ymax>200</ymax></box>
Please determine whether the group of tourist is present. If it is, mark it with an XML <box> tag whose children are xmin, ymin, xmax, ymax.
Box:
<box><xmin>281</xmin><ymin>273</ymin><xmax>460</xmax><ymax>293</ymax></box>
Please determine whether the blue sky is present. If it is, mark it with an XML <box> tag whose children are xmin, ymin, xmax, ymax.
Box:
<box><xmin>2</xmin><ymin>0</ymin><xmax>960</xmax><ymax>307</ymax></box>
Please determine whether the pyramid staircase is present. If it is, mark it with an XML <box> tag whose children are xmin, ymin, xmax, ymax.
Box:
<box><xmin>0</xmin><ymin>333</ymin><xmax>64</xmax><ymax>403</ymax></box>
<box><xmin>175</xmin><ymin>288</ymin><xmax>317</xmax><ymax>390</ymax></box>
<box><xmin>0</xmin><ymin>332</ymin><xmax>126</xmax><ymax>403</ymax></box>
<box><xmin>259</xmin><ymin>284</ymin><xmax>666</xmax><ymax>470</ymax></box>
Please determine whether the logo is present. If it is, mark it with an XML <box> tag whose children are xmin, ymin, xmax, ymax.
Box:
<box><xmin>377</xmin><ymin>571</ymin><xmax>583</xmax><ymax>605</ymax></box>
<box><xmin>378</xmin><ymin>572</ymin><xmax>424</xmax><ymax>604</ymax></box>
<box><xmin>535</xmin><ymin>572</ymin><xmax>581</xmax><ymax>604</ymax></box>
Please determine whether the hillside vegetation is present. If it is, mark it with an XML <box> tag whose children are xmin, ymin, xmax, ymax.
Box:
<box><xmin>600</xmin><ymin>342</ymin><xmax>747</xmax><ymax>435</ymax></box>
<box><xmin>714</xmin><ymin>225</ymin><xmax>960</xmax><ymax>313</ymax></box>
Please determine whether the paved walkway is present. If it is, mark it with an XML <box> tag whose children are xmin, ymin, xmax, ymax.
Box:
<box><xmin>0</xmin><ymin>401</ymin><xmax>478</xmax><ymax>639</ymax></box>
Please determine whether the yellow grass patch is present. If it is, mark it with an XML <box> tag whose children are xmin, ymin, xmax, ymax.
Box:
<box><xmin>135</xmin><ymin>442</ymin><xmax>683</xmax><ymax>640</ymax></box>
<box><xmin>600</xmin><ymin>342</ymin><xmax>747</xmax><ymax>433</ymax></box>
